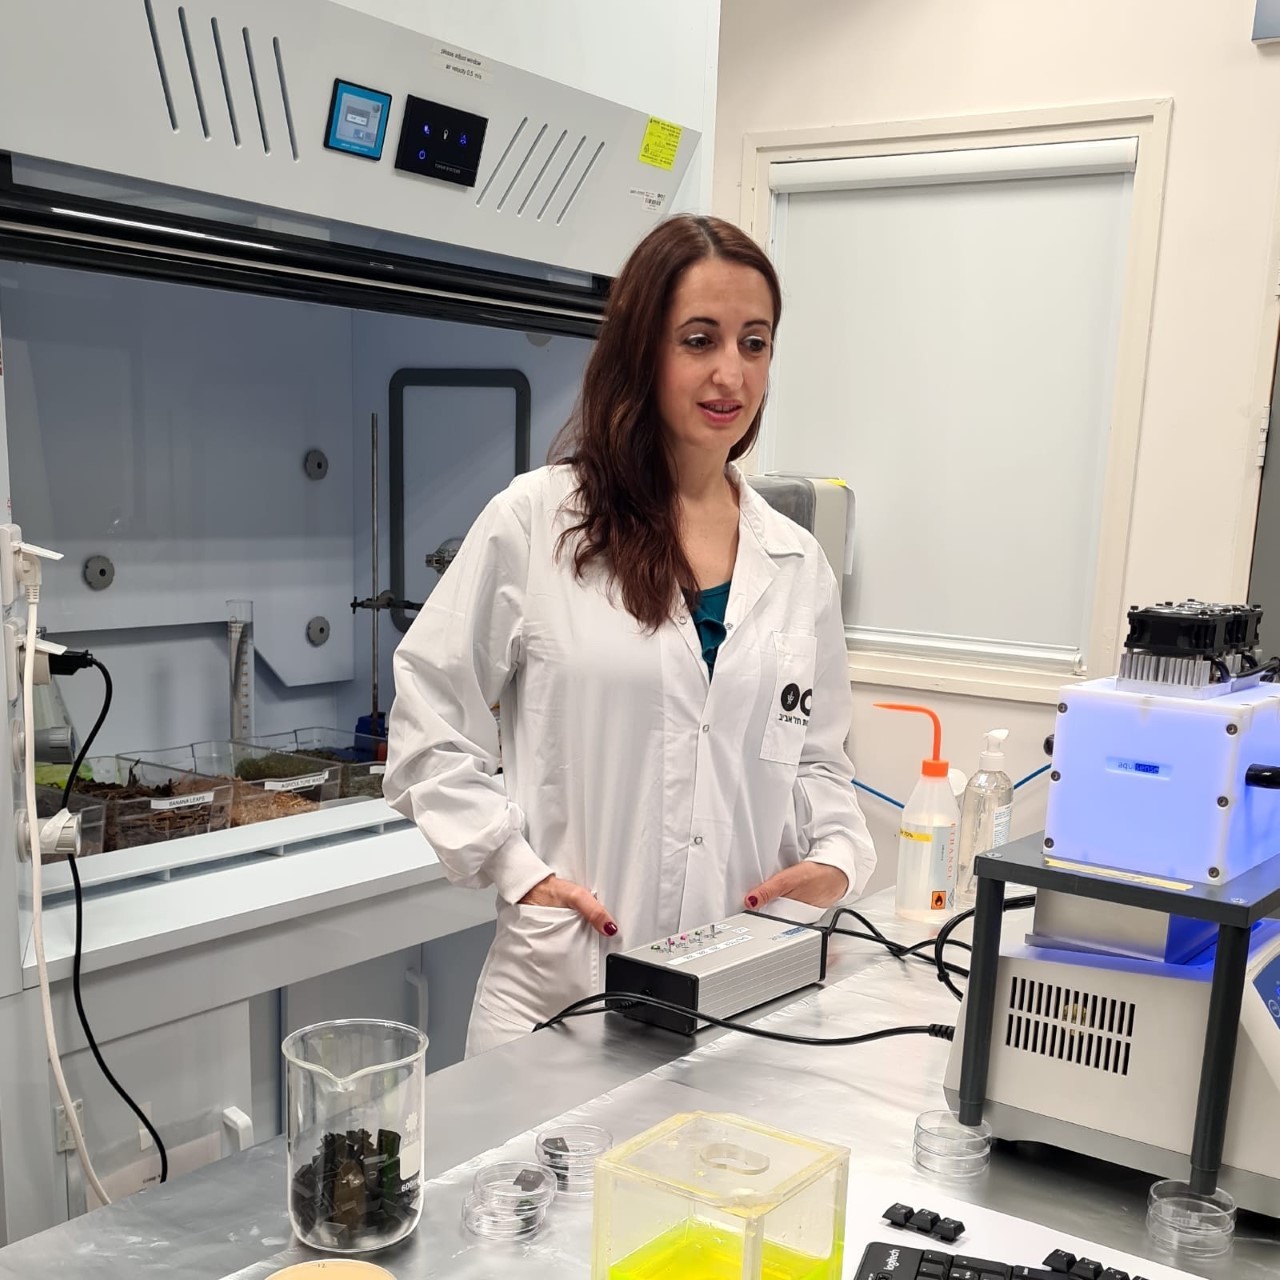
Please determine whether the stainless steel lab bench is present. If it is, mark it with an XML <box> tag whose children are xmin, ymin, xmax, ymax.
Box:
<box><xmin>1</xmin><ymin>893</ymin><xmax>1274</xmax><ymax>1279</ymax></box>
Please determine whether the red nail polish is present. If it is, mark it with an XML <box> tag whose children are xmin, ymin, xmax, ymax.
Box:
<box><xmin>747</xmin><ymin>895</ymin><xmax>760</xmax><ymax>908</ymax></box>
<box><xmin>604</xmin><ymin>922</ymin><xmax>618</xmax><ymax>937</ymax></box>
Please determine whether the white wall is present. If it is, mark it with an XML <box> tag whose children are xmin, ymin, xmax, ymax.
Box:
<box><xmin>717</xmin><ymin>0</ymin><xmax>1280</xmax><ymax>893</ymax></box>
<box><xmin>335</xmin><ymin>0</ymin><xmax>721</xmax><ymax>212</ymax></box>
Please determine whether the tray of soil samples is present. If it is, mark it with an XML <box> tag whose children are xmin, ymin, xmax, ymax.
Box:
<box><xmin>49</xmin><ymin>757</ymin><xmax>233</xmax><ymax>851</ymax></box>
<box><xmin>34</xmin><ymin>785</ymin><xmax>107</xmax><ymax>859</ymax></box>
<box><xmin>125</xmin><ymin>741</ymin><xmax>339</xmax><ymax>826</ymax></box>
<box><xmin>247</xmin><ymin>728</ymin><xmax>387</xmax><ymax>800</ymax></box>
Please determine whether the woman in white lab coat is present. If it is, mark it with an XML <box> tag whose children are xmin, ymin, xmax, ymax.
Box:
<box><xmin>384</xmin><ymin>214</ymin><xmax>876</xmax><ymax>1055</ymax></box>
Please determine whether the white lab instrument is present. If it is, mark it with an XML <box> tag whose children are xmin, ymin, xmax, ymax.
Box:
<box><xmin>944</xmin><ymin>922</ymin><xmax>1280</xmax><ymax>1218</ymax></box>
<box><xmin>944</xmin><ymin>601</ymin><xmax>1280</xmax><ymax>1238</ymax></box>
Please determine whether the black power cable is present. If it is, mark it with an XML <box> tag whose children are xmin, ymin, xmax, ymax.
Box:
<box><xmin>933</xmin><ymin>894</ymin><xmax>1037</xmax><ymax>1001</ymax></box>
<box><xmin>537</xmin><ymin>896</ymin><xmax>1041</xmax><ymax>1045</ymax></box>
<box><xmin>534</xmin><ymin>991</ymin><xmax>956</xmax><ymax>1047</ymax></box>
<box><xmin>54</xmin><ymin>651</ymin><xmax>170</xmax><ymax>1184</ymax></box>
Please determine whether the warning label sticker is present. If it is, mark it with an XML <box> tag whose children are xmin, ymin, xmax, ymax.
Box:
<box><xmin>639</xmin><ymin>117</ymin><xmax>683</xmax><ymax>171</ymax></box>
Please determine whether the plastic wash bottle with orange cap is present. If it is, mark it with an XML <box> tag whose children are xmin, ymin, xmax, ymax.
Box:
<box><xmin>877</xmin><ymin>703</ymin><xmax>961</xmax><ymax>923</ymax></box>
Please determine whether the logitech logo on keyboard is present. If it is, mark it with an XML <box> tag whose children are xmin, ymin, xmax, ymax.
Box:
<box><xmin>883</xmin><ymin>1247</ymin><xmax>901</xmax><ymax>1271</ymax></box>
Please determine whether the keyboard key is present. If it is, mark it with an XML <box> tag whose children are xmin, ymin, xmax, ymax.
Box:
<box><xmin>910</xmin><ymin>1209</ymin><xmax>941</xmax><ymax>1233</ymax></box>
<box><xmin>1099</xmin><ymin>1270</ymin><xmax>1130</xmax><ymax>1280</ymax></box>
<box><xmin>1043</xmin><ymin>1251</ymin><xmax>1077</xmax><ymax>1273</ymax></box>
<box><xmin>954</xmin><ymin>1257</ymin><xmax>1009</xmax><ymax>1277</ymax></box>
<box><xmin>919</xmin><ymin>1264</ymin><xmax>947</xmax><ymax>1279</ymax></box>
<box><xmin>1012</xmin><ymin>1270</ymin><xmax>1060</xmax><ymax>1280</ymax></box>
<box><xmin>952</xmin><ymin>1269</ymin><xmax>980</xmax><ymax>1280</ymax></box>
<box><xmin>854</xmin><ymin>1241</ymin><xmax>927</xmax><ymax>1280</ymax></box>
<box><xmin>883</xmin><ymin>1202</ymin><xmax>915</xmax><ymax>1227</ymax></box>
<box><xmin>937</xmin><ymin>1218</ymin><xmax>966</xmax><ymax>1243</ymax></box>
<box><xmin>923</xmin><ymin>1252</ymin><xmax>953</xmax><ymax>1266</ymax></box>
<box><xmin>1070</xmin><ymin>1262</ymin><xmax>1102</xmax><ymax>1280</ymax></box>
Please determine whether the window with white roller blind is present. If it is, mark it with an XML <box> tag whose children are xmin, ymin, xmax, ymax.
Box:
<box><xmin>750</xmin><ymin>106</ymin><xmax>1169</xmax><ymax>700</ymax></box>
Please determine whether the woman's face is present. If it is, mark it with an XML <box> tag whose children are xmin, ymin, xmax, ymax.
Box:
<box><xmin>655</xmin><ymin>257</ymin><xmax>775</xmax><ymax>463</ymax></box>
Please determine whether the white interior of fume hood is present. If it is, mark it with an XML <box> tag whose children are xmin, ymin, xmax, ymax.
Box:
<box><xmin>0</xmin><ymin>260</ymin><xmax>592</xmax><ymax>900</ymax></box>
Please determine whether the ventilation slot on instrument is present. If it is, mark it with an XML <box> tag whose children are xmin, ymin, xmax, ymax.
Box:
<box><xmin>477</xmin><ymin>117</ymin><xmax>529</xmax><ymax>207</ymax></box>
<box><xmin>273</xmin><ymin>36</ymin><xmax>298</xmax><ymax>161</ymax></box>
<box><xmin>243</xmin><ymin>26</ymin><xmax>270</xmax><ymax>153</ymax></box>
<box><xmin>1004</xmin><ymin>977</ymin><xmax>1134</xmax><ymax>1077</ymax></box>
<box><xmin>556</xmin><ymin>140</ymin><xmax>605</xmax><ymax>226</ymax></box>
<box><xmin>535</xmin><ymin>135</ymin><xmax>586</xmax><ymax>222</ymax></box>
<box><xmin>518</xmin><ymin>130</ymin><xmax>568</xmax><ymax>216</ymax></box>
<box><xmin>144</xmin><ymin>0</ymin><xmax>179</xmax><ymax>131</ymax></box>
<box><xmin>497</xmin><ymin>124</ymin><xmax>548</xmax><ymax>213</ymax></box>
<box><xmin>211</xmin><ymin>18</ymin><xmax>240</xmax><ymax>146</ymax></box>
<box><xmin>178</xmin><ymin>6</ymin><xmax>210</xmax><ymax>139</ymax></box>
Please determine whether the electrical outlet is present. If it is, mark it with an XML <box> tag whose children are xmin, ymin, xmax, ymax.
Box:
<box><xmin>55</xmin><ymin>1099</ymin><xmax>84</xmax><ymax>1154</ymax></box>
<box><xmin>2</xmin><ymin>618</ymin><xmax>18</xmax><ymax>704</ymax></box>
<box><xmin>0</xmin><ymin>524</ymin><xmax>20</xmax><ymax>610</ymax></box>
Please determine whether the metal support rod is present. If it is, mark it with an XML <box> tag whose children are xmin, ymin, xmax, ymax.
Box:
<box><xmin>371</xmin><ymin>411</ymin><xmax>380</xmax><ymax>729</ymax></box>
<box><xmin>958</xmin><ymin>873</ymin><xmax>1006</xmax><ymax>1126</ymax></box>
<box><xmin>1189</xmin><ymin>922</ymin><xmax>1253</xmax><ymax>1194</ymax></box>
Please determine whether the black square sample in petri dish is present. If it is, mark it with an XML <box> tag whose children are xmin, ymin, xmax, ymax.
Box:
<box><xmin>394</xmin><ymin>94</ymin><xmax>488</xmax><ymax>188</ymax></box>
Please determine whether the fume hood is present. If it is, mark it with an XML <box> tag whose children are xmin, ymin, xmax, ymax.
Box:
<box><xmin>0</xmin><ymin>0</ymin><xmax>698</xmax><ymax>1241</ymax></box>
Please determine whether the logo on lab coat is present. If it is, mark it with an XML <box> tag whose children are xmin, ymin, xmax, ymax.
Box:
<box><xmin>778</xmin><ymin>684</ymin><xmax>813</xmax><ymax>725</ymax></box>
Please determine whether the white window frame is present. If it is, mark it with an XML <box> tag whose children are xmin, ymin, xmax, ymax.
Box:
<box><xmin>740</xmin><ymin>100</ymin><xmax>1172</xmax><ymax>704</ymax></box>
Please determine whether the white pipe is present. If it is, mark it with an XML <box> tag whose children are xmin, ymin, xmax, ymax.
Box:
<box><xmin>23</xmin><ymin>585</ymin><xmax>111</xmax><ymax>1208</ymax></box>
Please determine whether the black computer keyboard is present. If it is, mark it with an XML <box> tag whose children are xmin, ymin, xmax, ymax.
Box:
<box><xmin>854</xmin><ymin>1240</ymin><xmax>1151</xmax><ymax>1280</ymax></box>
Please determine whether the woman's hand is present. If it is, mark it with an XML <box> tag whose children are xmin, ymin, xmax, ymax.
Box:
<box><xmin>744</xmin><ymin>862</ymin><xmax>849</xmax><ymax>912</ymax></box>
<box><xmin>519</xmin><ymin>875</ymin><xmax>619</xmax><ymax>938</ymax></box>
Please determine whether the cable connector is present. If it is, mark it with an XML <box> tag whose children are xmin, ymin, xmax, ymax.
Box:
<box><xmin>14</xmin><ymin>539</ymin><xmax>63</xmax><ymax>603</ymax></box>
<box><xmin>928</xmin><ymin>1024</ymin><xmax>957</xmax><ymax>1041</ymax></box>
<box><xmin>48</xmin><ymin>649</ymin><xmax>94</xmax><ymax>676</ymax></box>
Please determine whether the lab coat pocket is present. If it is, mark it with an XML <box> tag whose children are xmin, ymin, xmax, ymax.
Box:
<box><xmin>758</xmin><ymin>631</ymin><xmax>818</xmax><ymax>767</ymax></box>
<box><xmin>476</xmin><ymin>901</ymin><xmax>601</xmax><ymax>1030</ymax></box>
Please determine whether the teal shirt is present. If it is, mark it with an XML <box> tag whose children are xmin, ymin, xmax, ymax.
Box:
<box><xmin>690</xmin><ymin>581</ymin><xmax>731</xmax><ymax>676</ymax></box>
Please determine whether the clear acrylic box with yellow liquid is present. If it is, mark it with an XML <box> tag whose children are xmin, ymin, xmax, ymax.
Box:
<box><xmin>591</xmin><ymin>1112</ymin><xmax>849</xmax><ymax>1280</ymax></box>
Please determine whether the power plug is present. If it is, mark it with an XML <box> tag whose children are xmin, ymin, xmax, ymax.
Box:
<box><xmin>14</xmin><ymin>539</ymin><xmax>62</xmax><ymax>597</ymax></box>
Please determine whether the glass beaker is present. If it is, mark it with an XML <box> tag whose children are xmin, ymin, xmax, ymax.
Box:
<box><xmin>282</xmin><ymin>1019</ymin><xmax>428</xmax><ymax>1254</ymax></box>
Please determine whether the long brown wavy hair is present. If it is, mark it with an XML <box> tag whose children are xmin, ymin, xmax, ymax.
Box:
<box><xmin>550</xmin><ymin>215</ymin><xmax>782</xmax><ymax>630</ymax></box>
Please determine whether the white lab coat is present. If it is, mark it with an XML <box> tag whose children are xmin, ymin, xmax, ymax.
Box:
<box><xmin>384</xmin><ymin>464</ymin><xmax>876</xmax><ymax>1055</ymax></box>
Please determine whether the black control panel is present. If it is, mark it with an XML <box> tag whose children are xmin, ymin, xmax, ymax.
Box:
<box><xmin>394</xmin><ymin>95</ymin><xmax>488</xmax><ymax>188</ymax></box>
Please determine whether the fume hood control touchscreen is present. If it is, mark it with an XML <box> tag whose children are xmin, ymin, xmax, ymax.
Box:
<box><xmin>394</xmin><ymin>94</ymin><xmax>488</xmax><ymax>188</ymax></box>
<box><xmin>325</xmin><ymin>79</ymin><xmax>392</xmax><ymax>160</ymax></box>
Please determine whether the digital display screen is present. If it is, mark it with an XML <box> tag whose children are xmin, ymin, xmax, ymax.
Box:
<box><xmin>1106</xmin><ymin>756</ymin><xmax>1171</xmax><ymax>780</ymax></box>
<box><xmin>324</xmin><ymin>79</ymin><xmax>392</xmax><ymax>161</ymax></box>
<box><xmin>394</xmin><ymin>94</ymin><xmax>488</xmax><ymax>188</ymax></box>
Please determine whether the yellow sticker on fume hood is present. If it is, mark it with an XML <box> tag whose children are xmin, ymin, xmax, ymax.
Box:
<box><xmin>640</xmin><ymin>117</ymin><xmax>683</xmax><ymax>170</ymax></box>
